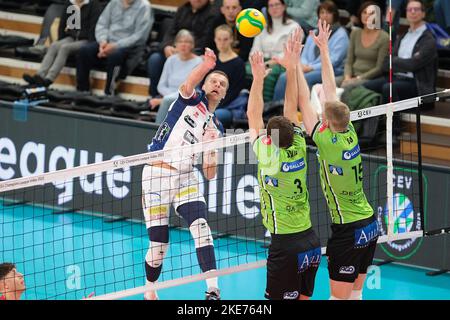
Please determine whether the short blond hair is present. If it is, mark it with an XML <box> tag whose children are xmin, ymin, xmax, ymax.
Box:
<box><xmin>324</xmin><ymin>101</ymin><xmax>350</xmax><ymax>131</ymax></box>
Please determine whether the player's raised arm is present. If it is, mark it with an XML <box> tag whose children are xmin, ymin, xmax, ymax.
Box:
<box><xmin>179</xmin><ymin>48</ymin><xmax>217</xmax><ymax>98</ymax></box>
<box><xmin>310</xmin><ymin>19</ymin><xmax>336</xmax><ymax>103</ymax></box>
<box><xmin>247</xmin><ymin>51</ymin><xmax>270</xmax><ymax>143</ymax></box>
<box><xmin>273</xmin><ymin>28</ymin><xmax>303</xmax><ymax>126</ymax></box>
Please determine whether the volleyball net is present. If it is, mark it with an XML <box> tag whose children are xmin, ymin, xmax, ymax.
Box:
<box><xmin>0</xmin><ymin>91</ymin><xmax>448</xmax><ymax>300</ymax></box>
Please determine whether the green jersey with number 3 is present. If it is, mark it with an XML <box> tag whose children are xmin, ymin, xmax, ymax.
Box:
<box><xmin>253</xmin><ymin>127</ymin><xmax>311</xmax><ymax>234</ymax></box>
<box><xmin>312</xmin><ymin>121</ymin><xmax>373</xmax><ymax>224</ymax></box>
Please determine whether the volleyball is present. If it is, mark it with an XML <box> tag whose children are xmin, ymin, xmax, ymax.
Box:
<box><xmin>236</xmin><ymin>8</ymin><xmax>266</xmax><ymax>38</ymax></box>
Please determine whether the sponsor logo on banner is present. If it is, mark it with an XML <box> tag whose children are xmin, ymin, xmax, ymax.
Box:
<box><xmin>342</xmin><ymin>144</ymin><xmax>360</xmax><ymax>160</ymax></box>
<box><xmin>281</xmin><ymin>158</ymin><xmax>305</xmax><ymax>173</ymax></box>
<box><xmin>373</xmin><ymin>166</ymin><xmax>427</xmax><ymax>260</ymax></box>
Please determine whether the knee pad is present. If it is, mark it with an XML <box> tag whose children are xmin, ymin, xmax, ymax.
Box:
<box><xmin>189</xmin><ymin>218</ymin><xmax>214</xmax><ymax>249</ymax></box>
<box><xmin>148</xmin><ymin>225</ymin><xmax>169</xmax><ymax>243</ymax></box>
<box><xmin>146</xmin><ymin>241</ymin><xmax>169</xmax><ymax>268</ymax></box>
<box><xmin>146</xmin><ymin>225</ymin><xmax>169</xmax><ymax>268</ymax></box>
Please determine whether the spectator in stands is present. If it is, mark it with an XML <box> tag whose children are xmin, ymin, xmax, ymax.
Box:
<box><xmin>273</xmin><ymin>0</ymin><xmax>349</xmax><ymax>101</ymax></box>
<box><xmin>211</xmin><ymin>0</ymin><xmax>253</xmax><ymax>62</ymax></box>
<box><xmin>213</xmin><ymin>25</ymin><xmax>247</xmax><ymax>128</ymax></box>
<box><xmin>76</xmin><ymin>0</ymin><xmax>153</xmax><ymax>95</ymax></box>
<box><xmin>147</xmin><ymin>0</ymin><xmax>218</xmax><ymax>98</ymax></box>
<box><xmin>364</xmin><ymin>0</ymin><xmax>438</xmax><ymax>104</ymax></box>
<box><xmin>0</xmin><ymin>263</ymin><xmax>25</xmax><ymax>300</ymax></box>
<box><xmin>247</xmin><ymin>0</ymin><xmax>299</xmax><ymax>102</ymax></box>
<box><xmin>338</xmin><ymin>1</ymin><xmax>389</xmax><ymax>89</ymax></box>
<box><xmin>23</xmin><ymin>0</ymin><xmax>102</xmax><ymax>88</ymax></box>
<box><xmin>151</xmin><ymin>30</ymin><xmax>202</xmax><ymax>124</ymax></box>
<box><xmin>283</xmin><ymin>0</ymin><xmax>320</xmax><ymax>34</ymax></box>
<box><xmin>434</xmin><ymin>0</ymin><xmax>450</xmax><ymax>34</ymax></box>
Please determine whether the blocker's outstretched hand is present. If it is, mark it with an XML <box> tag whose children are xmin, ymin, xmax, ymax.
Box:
<box><xmin>310</xmin><ymin>19</ymin><xmax>332</xmax><ymax>53</ymax></box>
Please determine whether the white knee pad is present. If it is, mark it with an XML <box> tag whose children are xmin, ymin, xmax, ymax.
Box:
<box><xmin>146</xmin><ymin>242</ymin><xmax>169</xmax><ymax>268</ymax></box>
<box><xmin>189</xmin><ymin>218</ymin><xmax>214</xmax><ymax>249</ymax></box>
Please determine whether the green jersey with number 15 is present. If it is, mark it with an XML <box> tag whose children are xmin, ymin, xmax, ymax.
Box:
<box><xmin>312</xmin><ymin>121</ymin><xmax>373</xmax><ymax>224</ymax></box>
<box><xmin>253</xmin><ymin>127</ymin><xmax>311</xmax><ymax>235</ymax></box>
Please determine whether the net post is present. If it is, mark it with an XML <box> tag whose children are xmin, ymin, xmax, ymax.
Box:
<box><xmin>416</xmin><ymin>97</ymin><xmax>425</xmax><ymax>235</ymax></box>
<box><xmin>386</xmin><ymin>103</ymin><xmax>394</xmax><ymax>238</ymax></box>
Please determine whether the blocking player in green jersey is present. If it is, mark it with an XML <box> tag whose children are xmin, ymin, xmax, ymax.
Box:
<box><xmin>247</xmin><ymin>29</ymin><xmax>321</xmax><ymax>300</ymax></box>
<box><xmin>297</xmin><ymin>20</ymin><xmax>379</xmax><ymax>300</ymax></box>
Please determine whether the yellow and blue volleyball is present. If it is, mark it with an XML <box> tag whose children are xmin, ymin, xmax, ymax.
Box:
<box><xmin>236</xmin><ymin>8</ymin><xmax>266</xmax><ymax>38</ymax></box>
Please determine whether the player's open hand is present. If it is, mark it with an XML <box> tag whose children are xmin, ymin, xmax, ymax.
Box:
<box><xmin>310</xmin><ymin>19</ymin><xmax>332</xmax><ymax>52</ymax></box>
<box><xmin>203</xmin><ymin>48</ymin><xmax>217</xmax><ymax>70</ymax></box>
<box><xmin>250</xmin><ymin>51</ymin><xmax>271</xmax><ymax>80</ymax></box>
<box><xmin>272</xmin><ymin>27</ymin><xmax>303</xmax><ymax>69</ymax></box>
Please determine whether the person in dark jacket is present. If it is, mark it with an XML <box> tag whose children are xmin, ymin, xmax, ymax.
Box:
<box><xmin>23</xmin><ymin>0</ymin><xmax>102</xmax><ymax>87</ymax></box>
<box><xmin>364</xmin><ymin>0</ymin><xmax>438</xmax><ymax>104</ymax></box>
<box><xmin>211</xmin><ymin>0</ymin><xmax>254</xmax><ymax>62</ymax></box>
<box><xmin>77</xmin><ymin>0</ymin><xmax>153</xmax><ymax>95</ymax></box>
<box><xmin>146</xmin><ymin>0</ymin><xmax>218</xmax><ymax>97</ymax></box>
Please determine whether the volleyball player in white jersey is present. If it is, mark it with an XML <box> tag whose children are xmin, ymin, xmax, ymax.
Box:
<box><xmin>142</xmin><ymin>48</ymin><xmax>228</xmax><ymax>300</ymax></box>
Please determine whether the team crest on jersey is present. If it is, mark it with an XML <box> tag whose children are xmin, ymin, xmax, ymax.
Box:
<box><xmin>264</xmin><ymin>175</ymin><xmax>278</xmax><ymax>187</ymax></box>
<box><xmin>332</xmin><ymin>136</ymin><xmax>337</xmax><ymax>144</ymax></box>
<box><xmin>281</xmin><ymin>158</ymin><xmax>305</xmax><ymax>172</ymax></box>
<box><xmin>329</xmin><ymin>164</ymin><xmax>343</xmax><ymax>176</ymax></box>
<box><xmin>342</xmin><ymin>144</ymin><xmax>360</xmax><ymax>160</ymax></box>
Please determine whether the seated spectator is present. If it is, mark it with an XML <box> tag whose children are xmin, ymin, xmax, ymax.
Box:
<box><xmin>434</xmin><ymin>0</ymin><xmax>450</xmax><ymax>34</ymax></box>
<box><xmin>247</xmin><ymin>0</ymin><xmax>299</xmax><ymax>102</ymax></box>
<box><xmin>284</xmin><ymin>0</ymin><xmax>319</xmax><ymax>34</ymax></box>
<box><xmin>211</xmin><ymin>0</ymin><xmax>254</xmax><ymax>62</ymax></box>
<box><xmin>23</xmin><ymin>0</ymin><xmax>102</xmax><ymax>88</ymax></box>
<box><xmin>151</xmin><ymin>30</ymin><xmax>202</xmax><ymax>124</ymax></box>
<box><xmin>147</xmin><ymin>0</ymin><xmax>218</xmax><ymax>97</ymax></box>
<box><xmin>273</xmin><ymin>0</ymin><xmax>349</xmax><ymax>101</ymax></box>
<box><xmin>76</xmin><ymin>0</ymin><xmax>153</xmax><ymax>95</ymax></box>
<box><xmin>364</xmin><ymin>0</ymin><xmax>438</xmax><ymax>105</ymax></box>
<box><xmin>213</xmin><ymin>25</ymin><xmax>247</xmax><ymax>128</ymax></box>
<box><xmin>0</xmin><ymin>263</ymin><xmax>25</xmax><ymax>300</ymax></box>
<box><xmin>338</xmin><ymin>1</ymin><xmax>389</xmax><ymax>89</ymax></box>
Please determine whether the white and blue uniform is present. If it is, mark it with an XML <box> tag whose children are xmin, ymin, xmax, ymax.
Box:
<box><xmin>142</xmin><ymin>89</ymin><xmax>224</xmax><ymax>229</ymax></box>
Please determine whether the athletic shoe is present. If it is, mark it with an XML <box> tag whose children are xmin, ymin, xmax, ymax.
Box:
<box><xmin>205</xmin><ymin>287</ymin><xmax>220</xmax><ymax>300</ymax></box>
<box><xmin>23</xmin><ymin>73</ymin><xmax>36</xmax><ymax>85</ymax></box>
